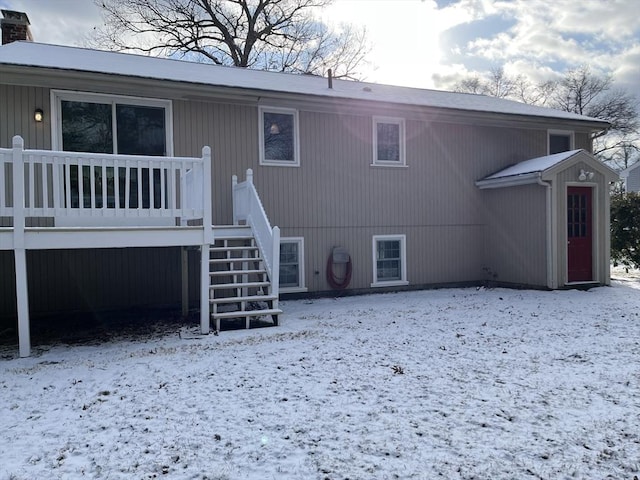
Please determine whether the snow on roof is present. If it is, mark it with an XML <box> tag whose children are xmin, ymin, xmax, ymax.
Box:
<box><xmin>0</xmin><ymin>41</ymin><xmax>609</xmax><ymax>126</ymax></box>
<box><xmin>484</xmin><ymin>150</ymin><xmax>582</xmax><ymax>180</ymax></box>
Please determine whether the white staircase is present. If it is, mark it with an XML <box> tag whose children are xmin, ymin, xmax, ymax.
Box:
<box><xmin>209</xmin><ymin>225</ymin><xmax>281</xmax><ymax>331</ymax></box>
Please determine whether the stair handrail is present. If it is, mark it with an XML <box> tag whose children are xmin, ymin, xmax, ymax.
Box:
<box><xmin>232</xmin><ymin>169</ymin><xmax>280</xmax><ymax>297</ymax></box>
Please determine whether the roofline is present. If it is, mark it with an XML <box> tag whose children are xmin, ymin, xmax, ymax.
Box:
<box><xmin>0</xmin><ymin>63</ymin><xmax>612</xmax><ymax>132</ymax></box>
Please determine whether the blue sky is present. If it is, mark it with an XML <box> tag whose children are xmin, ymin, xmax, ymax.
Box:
<box><xmin>3</xmin><ymin>0</ymin><xmax>639</xmax><ymax>98</ymax></box>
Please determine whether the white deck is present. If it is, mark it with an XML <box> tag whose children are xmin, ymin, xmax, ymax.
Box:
<box><xmin>2</xmin><ymin>137</ymin><xmax>281</xmax><ymax>358</ymax></box>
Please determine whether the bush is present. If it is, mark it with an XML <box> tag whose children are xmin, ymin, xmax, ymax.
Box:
<box><xmin>611</xmin><ymin>192</ymin><xmax>640</xmax><ymax>269</ymax></box>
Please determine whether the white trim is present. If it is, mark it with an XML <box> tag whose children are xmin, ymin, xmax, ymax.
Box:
<box><xmin>50</xmin><ymin>90</ymin><xmax>174</xmax><ymax>155</ymax></box>
<box><xmin>548</xmin><ymin>129</ymin><xmax>574</xmax><ymax>155</ymax></box>
<box><xmin>279</xmin><ymin>236</ymin><xmax>307</xmax><ymax>292</ymax></box>
<box><xmin>259</xmin><ymin>106</ymin><xmax>300</xmax><ymax>167</ymax></box>
<box><xmin>372</xmin><ymin>116</ymin><xmax>406</xmax><ymax>166</ymax></box>
<box><xmin>371</xmin><ymin>234</ymin><xmax>408</xmax><ymax>287</ymax></box>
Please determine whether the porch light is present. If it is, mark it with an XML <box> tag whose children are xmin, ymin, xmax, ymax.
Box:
<box><xmin>578</xmin><ymin>169</ymin><xmax>594</xmax><ymax>181</ymax></box>
<box><xmin>34</xmin><ymin>108</ymin><xmax>43</xmax><ymax>122</ymax></box>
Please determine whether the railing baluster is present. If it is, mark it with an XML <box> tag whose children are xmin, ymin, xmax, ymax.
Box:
<box><xmin>27</xmin><ymin>154</ymin><xmax>35</xmax><ymax>213</ymax></box>
<box><xmin>125</xmin><ymin>161</ymin><xmax>131</xmax><ymax>210</ymax></box>
<box><xmin>102</xmin><ymin>162</ymin><xmax>107</xmax><ymax>212</ymax></box>
<box><xmin>137</xmin><ymin>164</ymin><xmax>142</xmax><ymax>214</ymax></box>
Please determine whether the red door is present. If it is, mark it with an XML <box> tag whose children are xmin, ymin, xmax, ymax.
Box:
<box><xmin>567</xmin><ymin>186</ymin><xmax>593</xmax><ymax>282</ymax></box>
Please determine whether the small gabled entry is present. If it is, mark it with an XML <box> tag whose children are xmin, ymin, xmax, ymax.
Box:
<box><xmin>476</xmin><ymin>149</ymin><xmax>619</xmax><ymax>289</ymax></box>
<box><xmin>567</xmin><ymin>186</ymin><xmax>593</xmax><ymax>282</ymax></box>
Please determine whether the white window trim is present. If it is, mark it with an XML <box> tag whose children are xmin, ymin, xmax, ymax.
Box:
<box><xmin>371</xmin><ymin>234</ymin><xmax>409</xmax><ymax>287</ymax></box>
<box><xmin>50</xmin><ymin>90</ymin><xmax>174</xmax><ymax>155</ymax></box>
<box><xmin>259</xmin><ymin>106</ymin><xmax>300</xmax><ymax>167</ymax></box>
<box><xmin>372</xmin><ymin>116</ymin><xmax>407</xmax><ymax>167</ymax></box>
<box><xmin>547</xmin><ymin>129</ymin><xmax>574</xmax><ymax>155</ymax></box>
<box><xmin>279</xmin><ymin>236</ymin><xmax>307</xmax><ymax>293</ymax></box>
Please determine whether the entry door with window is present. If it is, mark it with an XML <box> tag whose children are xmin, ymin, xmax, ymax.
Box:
<box><xmin>567</xmin><ymin>186</ymin><xmax>593</xmax><ymax>282</ymax></box>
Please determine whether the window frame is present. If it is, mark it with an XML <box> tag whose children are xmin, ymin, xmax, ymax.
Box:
<box><xmin>51</xmin><ymin>90</ymin><xmax>174</xmax><ymax>155</ymax></box>
<box><xmin>548</xmin><ymin>129</ymin><xmax>574</xmax><ymax>155</ymax></box>
<box><xmin>372</xmin><ymin>116</ymin><xmax>406</xmax><ymax>167</ymax></box>
<box><xmin>371</xmin><ymin>234</ymin><xmax>408</xmax><ymax>287</ymax></box>
<box><xmin>259</xmin><ymin>106</ymin><xmax>300</xmax><ymax>167</ymax></box>
<box><xmin>279</xmin><ymin>237</ymin><xmax>307</xmax><ymax>293</ymax></box>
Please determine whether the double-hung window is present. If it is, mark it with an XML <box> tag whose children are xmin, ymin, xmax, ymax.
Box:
<box><xmin>259</xmin><ymin>107</ymin><xmax>299</xmax><ymax>166</ymax></box>
<box><xmin>372</xmin><ymin>234</ymin><xmax>408</xmax><ymax>287</ymax></box>
<box><xmin>548</xmin><ymin>130</ymin><xmax>574</xmax><ymax>155</ymax></box>
<box><xmin>373</xmin><ymin>117</ymin><xmax>406</xmax><ymax>166</ymax></box>
<box><xmin>279</xmin><ymin>237</ymin><xmax>306</xmax><ymax>292</ymax></box>
<box><xmin>52</xmin><ymin>91</ymin><xmax>172</xmax><ymax>209</ymax></box>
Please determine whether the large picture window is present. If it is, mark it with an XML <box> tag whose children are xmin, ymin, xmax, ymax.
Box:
<box><xmin>372</xmin><ymin>234</ymin><xmax>408</xmax><ymax>287</ymax></box>
<box><xmin>52</xmin><ymin>91</ymin><xmax>172</xmax><ymax>209</ymax></box>
<box><xmin>373</xmin><ymin>117</ymin><xmax>406</xmax><ymax>166</ymax></box>
<box><xmin>259</xmin><ymin>107</ymin><xmax>299</xmax><ymax>166</ymax></box>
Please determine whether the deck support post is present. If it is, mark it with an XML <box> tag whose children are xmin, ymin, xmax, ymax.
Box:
<box><xmin>12</xmin><ymin>136</ymin><xmax>30</xmax><ymax>357</ymax></box>
<box><xmin>200</xmin><ymin>146</ymin><xmax>212</xmax><ymax>334</ymax></box>
<box><xmin>181</xmin><ymin>247</ymin><xmax>189</xmax><ymax>318</ymax></box>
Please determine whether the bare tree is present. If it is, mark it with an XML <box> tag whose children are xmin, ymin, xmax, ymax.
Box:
<box><xmin>454</xmin><ymin>65</ymin><xmax>640</xmax><ymax>168</ymax></box>
<box><xmin>90</xmin><ymin>0</ymin><xmax>369</xmax><ymax>79</ymax></box>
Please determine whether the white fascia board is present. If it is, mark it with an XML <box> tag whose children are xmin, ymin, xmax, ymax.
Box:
<box><xmin>475</xmin><ymin>173</ymin><xmax>541</xmax><ymax>189</ymax></box>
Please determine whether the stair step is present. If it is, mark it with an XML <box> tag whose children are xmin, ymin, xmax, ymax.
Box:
<box><xmin>210</xmin><ymin>245</ymin><xmax>258</xmax><ymax>252</ymax></box>
<box><xmin>210</xmin><ymin>294</ymin><xmax>277</xmax><ymax>304</ymax></box>
<box><xmin>213</xmin><ymin>225</ymin><xmax>253</xmax><ymax>240</ymax></box>
<box><xmin>212</xmin><ymin>308</ymin><xmax>282</xmax><ymax>319</ymax></box>
<box><xmin>209</xmin><ymin>257</ymin><xmax>263</xmax><ymax>264</ymax></box>
<box><xmin>210</xmin><ymin>269</ymin><xmax>266</xmax><ymax>276</ymax></box>
<box><xmin>210</xmin><ymin>281</ymin><xmax>270</xmax><ymax>289</ymax></box>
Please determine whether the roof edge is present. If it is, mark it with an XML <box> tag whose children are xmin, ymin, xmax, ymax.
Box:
<box><xmin>475</xmin><ymin>172</ymin><xmax>541</xmax><ymax>189</ymax></box>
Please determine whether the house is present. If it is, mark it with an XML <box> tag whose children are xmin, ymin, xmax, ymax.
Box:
<box><xmin>0</xmin><ymin>11</ymin><xmax>618</xmax><ymax>357</ymax></box>
<box><xmin>621</xmin><ymin>161</ymin><xmax>640</xmax><ymax>192</ymax></box>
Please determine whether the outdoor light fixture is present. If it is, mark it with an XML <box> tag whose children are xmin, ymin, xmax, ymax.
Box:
<box><xmin>34</xmin><ymin>108</ymin><xmax>43</xmax><ymax>122</ymax></box>
<box><xmin>578</xmin><ymin>169</ymin><xmax>594</xmax><ymax>181</ymax></box>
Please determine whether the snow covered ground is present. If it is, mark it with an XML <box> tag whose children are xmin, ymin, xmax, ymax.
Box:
<box><xmin>2</xmin><ymin>271</ymin><xmax>640</xmax><ymax>479</ymax></box>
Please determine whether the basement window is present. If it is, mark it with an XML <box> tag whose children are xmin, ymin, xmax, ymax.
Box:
<box><xmin>259</xmin><ymin>107</ymin><xmax>300</xmax><ymax>167</ymax></box>
<box><xmin>372</xmin><ymin>234</ymin><xmax>408</xmax><ymax>287</ymax></box>
<box><xmin>279</xmin><ymin>237</ymin><xmax>306</xmax><ymax>292</ymax></box>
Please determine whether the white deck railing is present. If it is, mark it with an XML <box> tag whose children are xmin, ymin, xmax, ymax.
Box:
<box><xmin>1</xmin><ymin>136</ymin><xmax>209</xmax><ymax>225</ymax></box>
<box><xmin>232</xmin><ymin>169</ymin><xmax>280</xmax><ymax>298</ymax></box>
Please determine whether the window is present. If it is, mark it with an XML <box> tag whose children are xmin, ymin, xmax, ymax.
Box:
<box><xmin>259</xmin><ymin>107</ymin><xmax>299</xmax><ymax>166</ymax></box>
<box><xmin>51</xmin><ymin>91</ymin><xmax>172</xmax><ymax>209</ymax></box>
<box><xmin>372</xmin><ymin>234</ymin><xmax>408</xmax><ymax>287</ymax></box>
<box><xmin>373</xmin><ymin>117</ymin><xmax>406</xmax><ymax>166</ymax></box>
<box><xmin>548</xmin><ymin>130</ymin><xmax>574</xmax><ymax>155</ymax></box>
<box><xmin>279</xmin><ymin>237</ymin><xmax>306</xmax><ymax>292</ymax></box>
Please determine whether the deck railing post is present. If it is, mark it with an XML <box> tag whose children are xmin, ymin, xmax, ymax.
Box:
<box><xmin>271</xmin><ymin>226</ymin><xmax>280</xmax><ymax>311</ymax></box>
<box><xmin>231</xmin><ymin>174</ymin><xmax>238</xmax><ymax>225</ymax></box>
<box><xmin>200</xmin><ymin>146</ymin><xmax>212</xmax><ymax>334</ymax></box>
<box><xmin>12</xmin><ymin>135</ymin><xmax>31</xmax><ymax>357</ymax></box>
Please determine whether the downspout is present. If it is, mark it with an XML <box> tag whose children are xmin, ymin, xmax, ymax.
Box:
<box><xmin>537</xmin><ymin>175</ymin><xmax>555</xmax><ymax>289</ymax></box>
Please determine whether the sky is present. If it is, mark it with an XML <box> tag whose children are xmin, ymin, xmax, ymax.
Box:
<box><xmin>1</xmin><ymin>0</ymin><xmax>639</xmax><ymax>98</ymax></box>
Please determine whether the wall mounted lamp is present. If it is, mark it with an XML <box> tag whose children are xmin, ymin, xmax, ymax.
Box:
<box><xmin>34</xmin><ymin>108</ymin><xmax>44</xmax><ymax>122</ymax></box>
<box><xmin>578</xmin><ymin>169</ymin><xmax>594</xmax><ymax>181</ymax></box>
